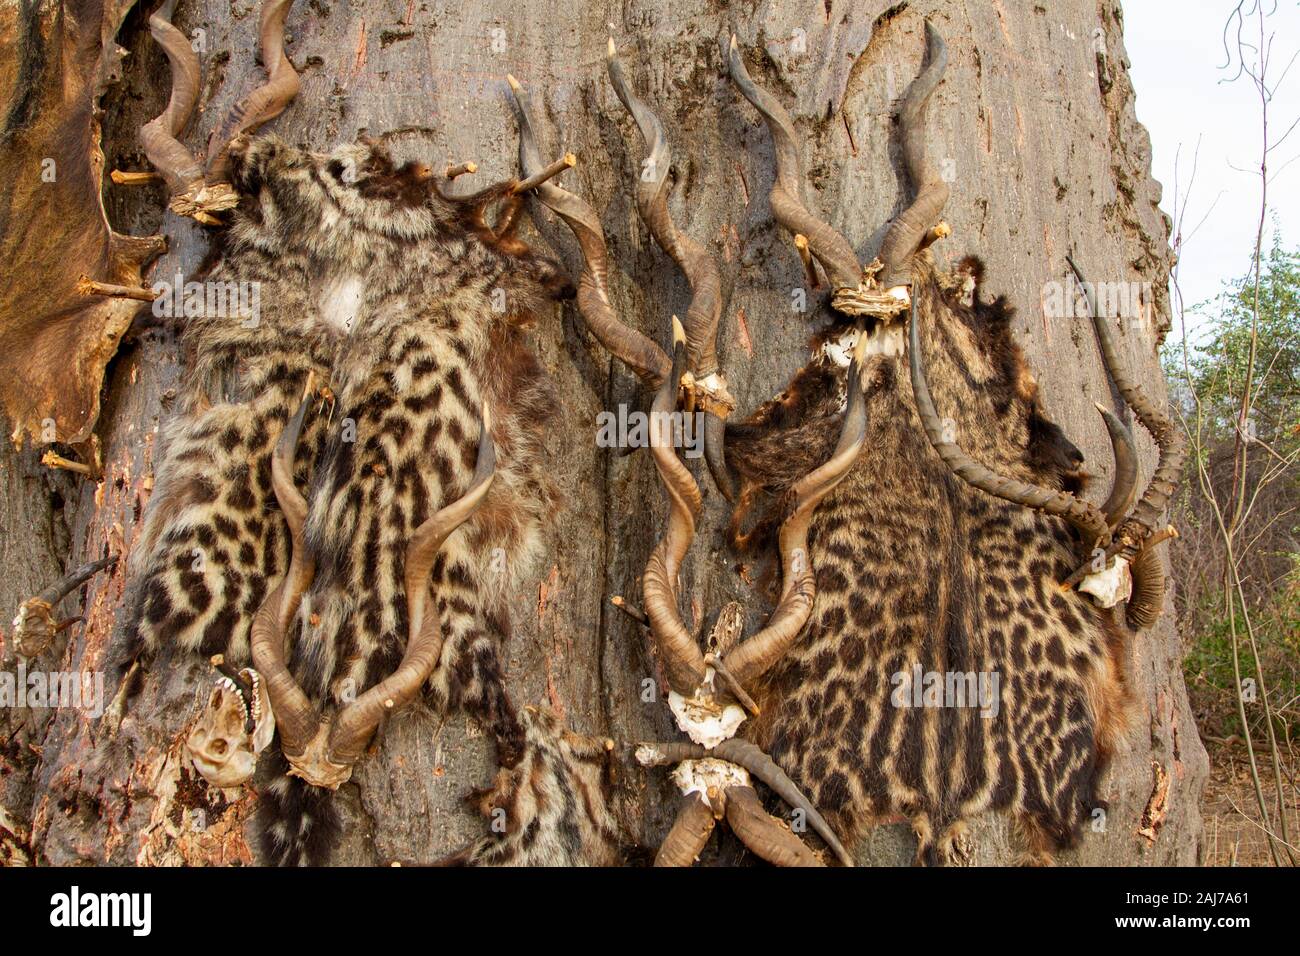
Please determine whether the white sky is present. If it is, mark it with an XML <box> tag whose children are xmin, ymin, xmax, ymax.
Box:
<box><xmin>1125</xmin><ymin>0</ymin><xmax>1300</xmax><ymax>343</ymax></box>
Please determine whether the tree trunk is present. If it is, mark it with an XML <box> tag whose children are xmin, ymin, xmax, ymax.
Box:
<box><xmin>1</xmin><ymin>0</ymin><xmax>1207</xmax><ymax>865</ymax></box>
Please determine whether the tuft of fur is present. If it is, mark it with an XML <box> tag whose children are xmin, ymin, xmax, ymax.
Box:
<box><xmin>730</xmin><ymin>255</ymin><xmax>1134</xmax><ymax>864</ymax></box>
<box><xmin>255</xmin><ymin>750</ymin><xmax>341</xmax><ymax>867</ymax></box>
<box><xmin>124</xmin><ymin>134</ymin><xmax>571</xmax><ymax>863</ymax></box>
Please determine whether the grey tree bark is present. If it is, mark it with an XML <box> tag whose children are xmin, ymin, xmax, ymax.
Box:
<box><xmin>1</xmin><ymin>0</ymin><xmax>1207</xmax><ymax>865</ymax></box>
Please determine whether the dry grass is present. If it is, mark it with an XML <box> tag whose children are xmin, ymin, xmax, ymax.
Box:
<box><xmin>1201</xmin><ymin>737</ymin><xmax>1299</xmax><ymax>865</ymax></box>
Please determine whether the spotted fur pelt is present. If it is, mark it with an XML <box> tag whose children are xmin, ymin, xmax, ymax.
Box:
<box><xmin>123</xmin><ymin>134</ymin><xmax>571</xmax><ymax>864</ymax></box>
<box><xmin>729</xmin><ymin>256</ymin><xmax>1134</xmax><ymax>865</ymax></box>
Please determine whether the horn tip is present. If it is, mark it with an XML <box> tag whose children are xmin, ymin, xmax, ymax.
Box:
<box><xmin>607</xmin><ymin>37</ymin><xmax>617</xmax><ymax>59</ymax></box>
<box><xmin>481</xmin><ymin>405</ymin><xmax>493</xmax><ymax>433</ymax></box>
<box><xmin>671</xmin><ymin>315</ymin><xmax>686</xmax><ymax>345</ymax></box>
<box><xmin>506</xmin><ymin>73</ymin><xmax>521</xmax><ymax>93</ymax></box>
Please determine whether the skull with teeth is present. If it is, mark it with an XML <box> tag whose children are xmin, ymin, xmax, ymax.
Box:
<box><xmin>186</xmin><ymin>664</ymin><xmax>275</xmax><ymax>788</ymax></box>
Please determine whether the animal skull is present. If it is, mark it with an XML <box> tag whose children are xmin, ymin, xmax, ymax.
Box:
<box><xmin>668</xmin><ymin>681</ymin><xmax>747</xmax><ymax>749</ymax></box>
<box><xmin>186</xmin><ymin>668</ymin><xmax>275</xmax><ymax>788</ymax></box>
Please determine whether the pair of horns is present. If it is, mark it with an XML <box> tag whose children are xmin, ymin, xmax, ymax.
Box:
<box><xmin>638</xmin><ymin>738</ymin><xmax>855</xmax><ymax>866</ymax></box>
<box><xmin>251</xmin><ymin>381</ymin><xmax>496</xmax><ymax>788</ymax></box>
<box><xmin>642</xmin><ymin>322</ymin><xmax>867</xmax><ymax>699</ymax></box>
<box><xmin>140</xmin><ymin>0</ymin><xmax>300</xmax><ymax>222</ymax></box>
<box><xmin>508</xmin><ymin>47</ymin><xmax>736</xmax><ymax>497</ymax></box>
<box><xmin>727</xmin><ymin>21</ymin><xmax>950</xmax><ymax>295</ymax></box>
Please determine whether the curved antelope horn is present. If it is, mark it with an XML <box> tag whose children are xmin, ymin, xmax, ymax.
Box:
<box><xmin>204</xmin><ymin>0</ymin><xmax>302</xmax><ymax>184</ymax></box>
<box><xmin>10</xmin><ymin>554</ymin><xmax>118</xmax><ymax>658</ymax></box>
<box><xmin>506</xmin><ymin>75</ymin><xmax>672</xmax><ymax>386</ymax></box>
<box><xmin>877</xmin><ymin>21</ymin><xmax>950</xmax><ymax>290</ymax></box>
<box><xmin>607</xmin><ymin>40</ymin><xmax>723</xmax><ymax>382</ymax></box>
<box><xmin>641</xmin><ymin>321</ymin><xmax>709</xmax><ymax>694</ymax></box>
<box><xmin>638</xmin><ymin>738</ymin><xmax>854</xmax><ymax>866</ymax></box>
<box><xmin>721</xmin><ymin>338</ymin><xmax>868</xmax><ymax>689</ymax></box>
<box><xmin>139</xmin><ymin>0</ymin><xmax>205</xmax><ymax>201</ymax></box>
<box><xmin>728</xmin><ymin>36</ymin><xmax>863</xmax><ymax>291</ymax></box>
<box><xmin>31</xmin><ymin>556</ymin><xmax>118</xmax><ymax>610</ymax></box>
<box><xmin>725</xmin><ymin>784</ymin><xmax>823</xmax><ymax>866</ymax></box>
<box><xmin>1095</xmin><ymin>403</ymin><xmax>1138</xmax><ymax>529</ymax></box>
<box><xmin>251</xmin><ymin>383</ymin><xmax>322</xmax><ymax>759</ymax></box>
<box><xmin>703</xmin><ymin>411</ymin><xmax>737</xmax><ymax>502</ymax></box>
<box><xmin>655</xmin><ymin>792</ymin><xmax>716</xmax><ymax>867</ymax></box>
<box><xmin>326</xmin><ymin>411</ymin><xmax>497</xmax><ymax>766</ymax></box>
<box><xmin>1067</xmin><ymin>255</ymin><xmax>1187</xmax><ymax>562</ymax></box>
<box><xmin>907</xmin><ymin>298</ymin><xmax>1112</xmax><ymax>550</ymax></box>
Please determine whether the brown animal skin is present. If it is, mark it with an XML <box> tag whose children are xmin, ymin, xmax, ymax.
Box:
<box><xmin>728</xmin><ymin>255</ymin><xmax>1134</xmax><ymax>866</ymax></box>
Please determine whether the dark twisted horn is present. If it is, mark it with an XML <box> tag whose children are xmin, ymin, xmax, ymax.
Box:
<box><xmin>205</xmin><ymin>0</ymin><xmax>301</xmax><ymax>184</ymax></box>
<box><xmin>607</xmin><ymin>40</ymin><xmax>723</xmax><ymax>382</ymax></box>
<box><xmin>1126</xmin><ymin>545</ymin><xmax>1166</xmax><ymax>631</ymax></box>
<box><xmin>607</xmin><ymin>41</ymin><xmax>735</xmax><ymax>500</ymax></box>
<box><xmin>728</xmin><ymin>36</ymin><xmax>863</xmax><ymax>291</ymax></box>
<box><xmin>10</xmin><ymin>555</ymin><xmax>117</xmax><ymax>658</ymax></box>
<box><xmin>139</xmin><ymin>0</ymin><xmax>204</xmax><ymax>201</ymax></box>
<box><xmin>1095</xmin><ymin>403</ymin><xmax>1138</xmax><ymax>528</ymax></box>
<box><xmin>721</xmin><ymin>338</ymin><xmax>868</xmax><ymax>689</ymax></box>
<box><xmin>638</xmin><ymin>738</ymin><xmax>854</xmax><ymax>866</ymax></box>
<box><xmin>1066</xmin><ymin>255</ymin><xmax>1186</xmax><ymax>563</ymax></box>
<box><xmin>704</xmin><ymin>411</ymin><xmax>736</xmax><ymax>502</ymax></box>
<box><xmin>506</xmin><ymin>75</ymin><xmax>672</xmax><ymax>386</ymax></box>
<box><xmin>641</xmin><ymin>323</ymin><xmax>709</xmax><ymax>694</ymax></box>
<box><xmin>878</xmin><ymin>21</ymin><xmax>950</xmax><ymax>290</ymax></box>
<box><xmin>907</xmin><ymin>297</ymin><xmax>1113</xmax><ymax>550</ymax></box>
<box><xmin>31</xmin><ymin>556</ymin><xmax>117</xmax><ymax>610</ymax></box>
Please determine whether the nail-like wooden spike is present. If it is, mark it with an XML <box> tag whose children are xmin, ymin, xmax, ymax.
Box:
<box><xmin>794</xmin><ymin>234</ymin><xmax>820</xmax><ymax>290</ymax></box>
<box><xmin>445</xmin><ymin>161</ymin><xmax>478</xmax><ymax>180</ymax></box>
<box><xmin>40</xmin><ymin>451</ymin><xmax>94</xmax><ymax>476</ymax></box>
<box><xmin>110</xmin><ymin>170</ymin><xmax>164</xmax><ymax>185</ymax></box>
<box><xmin>610</xmin><ymin>595</ymin><xmax>650</xmax><ymax>626</ymax></box>
<box><xmin>76</xmin><ymin>276</ymin><xmax>158</xmax><ymax>302</ymax></box>
<box><xmin>704</xmin><ymin>652</ymin><xmax>760</xmax><ymax>715</ymax></box>
<box><xmin>512</xmin><ymin>152</ymin><xmax>576</xmax><ymax>194</ymax></box>
<box><xmin>920</xmin><ymin>220</ymin><xmax>951</xmax><ymax>250</ymax></box>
